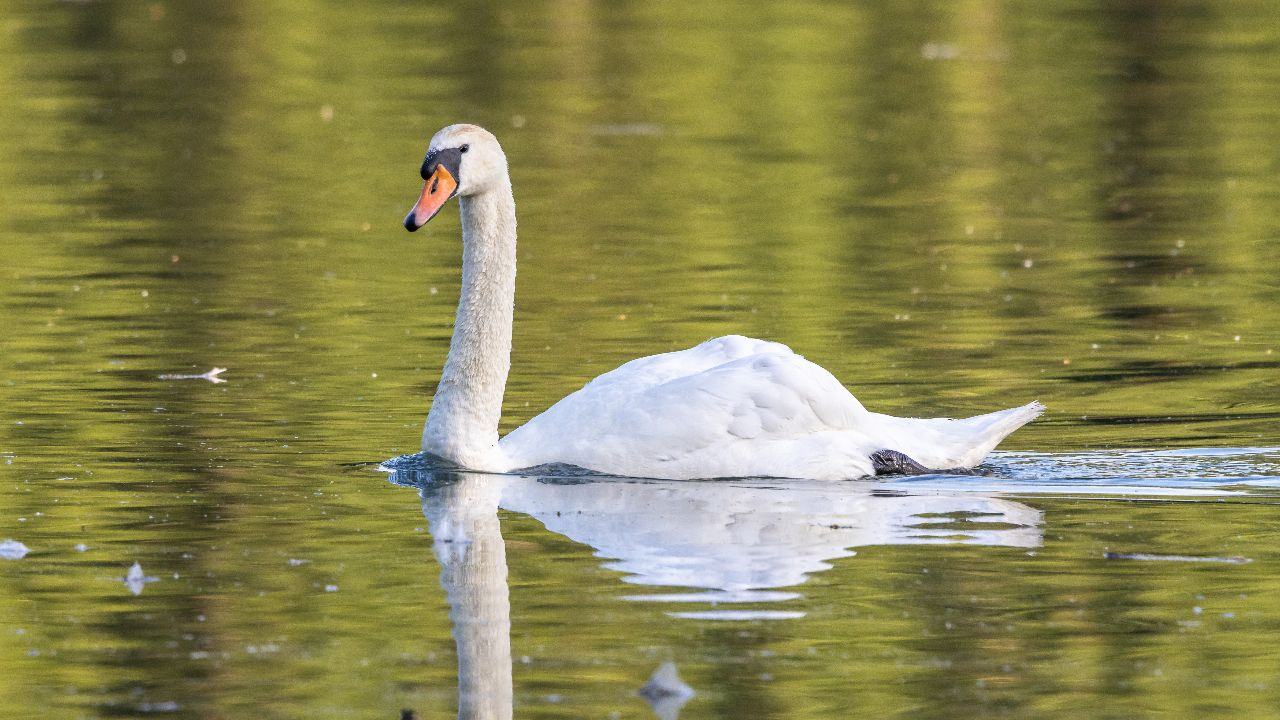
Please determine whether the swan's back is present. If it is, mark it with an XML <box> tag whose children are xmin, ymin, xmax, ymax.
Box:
<box><xmin>578</xmin><ymin>335</ymin><xmax>791</xmax><ymax>393</ymax></box>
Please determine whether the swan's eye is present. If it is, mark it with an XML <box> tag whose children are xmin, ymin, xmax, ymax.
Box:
<box><xmin>459</xmin><ymin>144</ymin><xmax>470</xmax><ymax>153</ymax></box>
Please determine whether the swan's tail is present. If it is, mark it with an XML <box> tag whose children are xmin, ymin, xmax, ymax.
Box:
<box><xmin>948</xmin><ymin>401</ymin><xmax>1045</xmax><ymax>467</ymax></box>
<box><xmin>870</xmin><ymin>401</ymin><xmax>1045</xmax><ymax>470</ymax></box>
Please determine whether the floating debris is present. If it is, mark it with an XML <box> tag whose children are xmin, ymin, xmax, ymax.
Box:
<box><xmin>640</xmin><ymin>662</ymin><xmax>694</xmax><ymax>720</ymax></box>
<box><xmin>0</xmin><ymin>539</ymin><xmax>30</xmax><ymax>560</ymax></box>
<box><xmin>159</xmin><ymin>367</ymin><xmax>227</xmax><ymax>384</ymax></box>
<box><xmin>1104</xmin><ymin>552</ymin><xmax>1251</xmax><ymax>564</ymax></box>
<box><xmin>124</xmin><ymin>562</ymin><xmax>160</xmax><ymax>595</ymax></box>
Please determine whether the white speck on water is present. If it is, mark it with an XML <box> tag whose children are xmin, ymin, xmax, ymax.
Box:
<box><xmin>324</xmin><ymin>584</ymin><xmax>339</xmax><ymax>593</ymax></box>
<box><xmin>124</xmin><ymin>562</ymin><xmax>159</xmax><ymax>595</ymax></box>
<box><xmin>137</xmin><ymin>700</ymin><xmax>180</xmax><ymax>713</ymax></box>
<box><xmin>921</xmin><ymin>42</ymin><xmax>959</xmax><ymax>60</ymax></box>
<box><xmin>640</xmin><ymin>661</ymin><xmax>695</xmax><ymax>704</ymax></box>
<box><xmin>288</xmin><ymin>558</ymin><xmax>309</xmax><ymax>566</ymax></box>
<box><xmin>1022</xmin><ymin>258</ymin><xmax>1034</xmax><ymax>268</ymax></box>
<box><xmin>159</xmin><ymin>367</ymin><xmax>227</xmax><ymax>384</ymax></box>
<box><xmin>74</xmin><ymin>543</ymin><xmax>88</xmax><ymax>552</ymax></box>
<box><xmin>1193</xmin><ymin>606</ymin><xmax>1203</xmax><ymax>615</ymax></box>
<box><xmin>0</xmin><ymin>539</ymin><xmax>30</xmax><ymax>560</ymax></box>
<box><xmin>589</xmin><ymin>122</ymin><xmax>664</xmax><ymax>137</ymax></box>
<box><xmin>171</xmin><ymin>48</ymin><xmax>186</xmax><ymax>65</ymax></box>
<box><xmin>429</xmin><ymin>287</ymin><xmax>438</xmax><ymax>295</ymax></box>
<box><xmin>1234</xmin><ymin>335</ymin><xmax>1241</xmax><ymax>342</ymax></box>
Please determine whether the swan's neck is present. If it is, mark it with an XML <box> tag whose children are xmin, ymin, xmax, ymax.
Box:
<box><xmin>423</xmin><ymin>181</ymin><xmax>517</xmax><ymax>469</ymax></box>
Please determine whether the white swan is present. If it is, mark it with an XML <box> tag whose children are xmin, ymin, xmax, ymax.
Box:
<box><xmin>403</xmin><ymin>124</ymin><xmax>1042</xmax><ymax>480</ymax></box>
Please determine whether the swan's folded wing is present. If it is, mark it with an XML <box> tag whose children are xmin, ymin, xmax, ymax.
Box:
<box><xmin>501</xmin><ymin>349</ymin><xmax>870</xmax><ymax>478</ymax></box>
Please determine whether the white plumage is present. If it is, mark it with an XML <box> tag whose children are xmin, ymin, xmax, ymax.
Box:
<box><xmin>404</xmin><ymin>124</ymin><xmax>1042</xmax><ymax>480</ymax></box>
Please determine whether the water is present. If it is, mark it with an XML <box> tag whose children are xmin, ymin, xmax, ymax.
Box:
<box><xmin>2</xmin><ymin>0</ymin><xmax>1280</xmax><ymax>717</ymax></box>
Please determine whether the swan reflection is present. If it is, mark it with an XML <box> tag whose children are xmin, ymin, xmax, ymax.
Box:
<box><xmin>390</xmin><ymin>458</ymin><xmax>1042</xmax><ymax>615</ymax></box>
<box><xmin>502</xmin><ymin>472</ymin><xmax>1040</xmax><ymax>611</ymax></box>
<box><xmin>387</xmin><ymin>458</ymin><xmax>1042</xmax><ymax>717</ymax></box>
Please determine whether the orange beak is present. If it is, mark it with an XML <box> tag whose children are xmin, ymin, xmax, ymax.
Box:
<box><xmin>404</xmin><ymin>165</ymin><xmax>458</xmax><ymax>232</ymax></box>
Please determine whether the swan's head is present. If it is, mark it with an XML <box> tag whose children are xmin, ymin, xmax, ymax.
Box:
<box><xmin>404</xmin><ymin>124</ymin><xmax>507</xmax><ymax>232</ymax></box>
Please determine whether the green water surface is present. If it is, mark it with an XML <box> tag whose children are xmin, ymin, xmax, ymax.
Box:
<box><xmin>2</xmin><ymin>1</ymin><xmax>1280</xmax><ymax>718</ymax></box>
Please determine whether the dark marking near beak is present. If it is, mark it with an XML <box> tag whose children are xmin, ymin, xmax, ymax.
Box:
<box><xmin>420</xmin><ymin>147</ymin><xmax>463</xmax><ymax>183</ymax></box>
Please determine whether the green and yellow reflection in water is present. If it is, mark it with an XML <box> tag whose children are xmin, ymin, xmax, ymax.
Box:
<box><xmin>1</xmin><ymin>0</ymin><xmax>1279</xmax><ymax>717</ymax></box>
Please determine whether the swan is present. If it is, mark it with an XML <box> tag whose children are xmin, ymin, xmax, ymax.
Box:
<box><xmin>402</xmin><ymin>123</ymin><xmax>1043</xmax><ymax>480</ymax></box>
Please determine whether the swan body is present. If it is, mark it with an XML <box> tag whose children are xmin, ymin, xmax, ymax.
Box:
<box><xmin>404</xmin><ymin>124</ymin><xmax>1042</xmax><ymax>480</ymax></box>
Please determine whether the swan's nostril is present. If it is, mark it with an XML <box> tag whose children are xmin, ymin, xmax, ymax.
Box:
<box><xmin>430</xmin><ymin>178</ymin><xmax>439</xmax><ymax>194</ymax></box>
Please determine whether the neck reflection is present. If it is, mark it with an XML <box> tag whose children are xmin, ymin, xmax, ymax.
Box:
<box><xmin>416</xmin><ymin>470</ymin><xmax>513</xmax><ymax>720</ymax></box>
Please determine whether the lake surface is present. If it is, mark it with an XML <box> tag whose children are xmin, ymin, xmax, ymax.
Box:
<box><xmin>2</xmin><ymin>1</ymin><xmax>1280</xmax><ymax>718</ymax></box>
